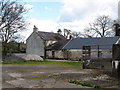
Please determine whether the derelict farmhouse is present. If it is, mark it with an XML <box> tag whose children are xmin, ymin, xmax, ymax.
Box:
<box><xmin>26</xmin><ymin>1</ymin><xmax>120</xmax><ymax>73</ymax></box>
<box><xmin>26</xmin><ymin>25</ymin><xmax>120</xmax><ymax>71</ymax></box>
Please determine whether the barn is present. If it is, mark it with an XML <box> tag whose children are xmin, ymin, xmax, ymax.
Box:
<box><xmin>63</xmin><ymin>37</ymin><xmax>120</xmax><ymax>69</ymax></box>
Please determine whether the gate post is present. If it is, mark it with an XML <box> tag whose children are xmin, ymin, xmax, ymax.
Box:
<box><xmin>82</xmin><ymin>46</ymin><xmax>91</xmax><ymax>69</ymax></box>
<box><xmin>112</xmin><ymin>44</ymin><xmax>120</xmax><ymax>87</ymax></box>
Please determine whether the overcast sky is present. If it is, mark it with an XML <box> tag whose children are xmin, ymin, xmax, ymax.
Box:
<box><xmin>19</xmin><ymin>0</ymin><xmax>120</xmax><ymax>40</ymax></box>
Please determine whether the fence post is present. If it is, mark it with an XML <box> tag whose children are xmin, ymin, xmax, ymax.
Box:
<box><xmin>98</xmin><ymin>45</ymin><xmax>100</xmax><ymax>58</ymax></box>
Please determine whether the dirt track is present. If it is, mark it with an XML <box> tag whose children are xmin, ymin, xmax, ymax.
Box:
<box><xmin>2</xmin><ymin>64</ymin><xmax>119</xmax><ymax>89</ymax></box>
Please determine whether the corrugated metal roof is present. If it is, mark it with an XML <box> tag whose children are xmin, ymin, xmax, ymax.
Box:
<box><xmin>63</xmin><ymin>37</ymin><xmax>120</xmax><ymax>49</ymax></box>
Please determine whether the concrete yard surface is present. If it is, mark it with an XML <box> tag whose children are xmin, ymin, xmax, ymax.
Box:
<box><xmin>2</xmin><ymin>64</ymin><xmax>120</xmax><ymax>89</ymax></box>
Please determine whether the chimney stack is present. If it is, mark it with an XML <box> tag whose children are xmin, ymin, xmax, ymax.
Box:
<box><xmin>33</xmin><ymin>25</ymin><xmax>38</xmax><ymax>32</ymax></box>
<box><xmin>57</xmin><ymin>29</ymin><xmax>62</xmax><ymax>35</ymax></box>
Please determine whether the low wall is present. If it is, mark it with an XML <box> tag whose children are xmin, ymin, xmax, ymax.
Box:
<box><xmin>46</xmin><ymin>50</ymin><xmax>82</xmax><ymax>60</ymax></box>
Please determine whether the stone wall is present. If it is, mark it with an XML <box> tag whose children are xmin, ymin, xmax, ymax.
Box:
<box><xmin>46</xmin><ymin>49</ymin><xmax>82</xmax><ymax>60</ymax></box>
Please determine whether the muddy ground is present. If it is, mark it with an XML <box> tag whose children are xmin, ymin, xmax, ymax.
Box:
<box><xmin>2</xmin><ymin>64</ymin><xmax>120</xmax><ymax>89</ymax></box>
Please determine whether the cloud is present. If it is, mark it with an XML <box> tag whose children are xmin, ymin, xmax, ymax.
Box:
<box><xmin>21</xmin><ymin>0</ymin><xmax>120</xmax><ymax>41</ymax></box>
<box><xmin>22</xmin><ymin>18</ymin><xmax>86</xmax><ymax>40</ymax></box>
<box><xmin>24</xmin><ymin>4</ymin><xmax>33</xmax><ymax>10</ymax></box>
<box><xmin>54</xmin><ymin>0</ymin><xmax>120</xmax><ymax>33</ymax></box>
<box><xmin>21</xmin><ymin>18</ymin><xmax>59</xmax><ymax>40</ymax></box>
<box><xmin>44</xmin><ymin>6</ymin><xmax>51</xmax><ymax>11</ymax></box>
<box><xmin>118</xmin><ymin>1</ymin><xmax>120</xmax><ymax>19</ymax></box>
<box><xmin>58</xmin><ymin>0</ymin><xmax>119</xmax><ymax>22</ymax></box>
<box><xmin>57</xmin><ymin>17</ymin><xmax>95</xmax><ymax>33</ymax></box>
<box><xmin>29</xmin><ymin>19</ymin><xmax>58</xmax><ymax>32</ymax></box>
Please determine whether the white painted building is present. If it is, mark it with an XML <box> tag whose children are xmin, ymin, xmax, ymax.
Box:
<box><xmin>118</xmin><ymin>1</ymin><xmax>120</xmax><ymax>20</ymax></box>
<box><xmin>26</xmin><ymin>26</ymin><xmax>68</xmax><ymax>59</ymax></box>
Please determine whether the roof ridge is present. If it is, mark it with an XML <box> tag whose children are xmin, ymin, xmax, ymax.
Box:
<box><xmin>38</xmin><ymin>31</ymin><xmax>57</xmax><ymax>34</ymax></box>
<box><xmin>76</xmin><ymin>36</ymin><xmax>120</xmax><ymax>39</ymax></box>
<box><xmin>36</xmin><ymin>31</ymin><xmax>67</xmax><ymax>41</ymax></box>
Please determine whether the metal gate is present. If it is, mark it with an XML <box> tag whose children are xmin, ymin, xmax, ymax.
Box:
<box><xmin>82</xmin><ymin>45</ymin><xmax>112</xmax><ymax>69</ymax></box>
<box><xmin>82</xmin><ymin>46</ymin><xmax>91</xmax><ymax>60</ymax></box>
<box><xmin>82</xmin><ymin>46</ymin><xmax>91</xmax><ymax>69</ymax></box>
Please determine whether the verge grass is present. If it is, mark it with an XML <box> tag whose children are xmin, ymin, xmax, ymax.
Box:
<box><xmin>1</xmin><ymin>60</ymin><xmax>82</xmax><ymax>68</ymax></box>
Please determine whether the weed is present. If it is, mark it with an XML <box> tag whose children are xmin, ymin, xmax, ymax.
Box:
<box><xmin>69</xmin><ymin>80</ymin><xmax>101</xmax><ymax>88</ymax></box>
<box><xmin>80</xmin><ymin>82</ymin><xmax>93</xmax><ymax>87</ymax></box>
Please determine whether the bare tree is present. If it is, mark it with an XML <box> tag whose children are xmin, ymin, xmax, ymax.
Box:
<box><xmin>84</xmin><ymin>15</ymin><xmax>114</xmax><ymax>37</ymax></box>
<box><xmin>0</xmin><ymin>0</ymin><xmax>26</xmax><ymax>55</ymax></box>
<box><xmin>10</xmin><ymin>34</ymin><xmax>26</xmax><ymax>43</ymax></box>
<box><xmin>63</xmin><ymin>29</ymin><xmax>71</xmax><ymax>39</ymax></box>
<box><xmin>71</xmin><ymin>31</ymin><xmax>82</xmax><ymax>38</ymax></box>
<box><xmin>62</xmin><ymin>29</ymin><xmax>84</xmax><ymax>39</ymax></box>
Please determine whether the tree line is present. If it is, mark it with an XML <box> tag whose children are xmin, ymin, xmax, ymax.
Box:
<box><xmin>0</xmin><ymin>0</ymin><xmax>26</xmax><ymax>55</ymax></box>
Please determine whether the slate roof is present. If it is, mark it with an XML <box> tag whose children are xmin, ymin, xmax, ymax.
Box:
<box><xmin>63</xmin><ymin>36</ymin><xmax>120</xmax><ymax>50</ymax></box>
<box><xmin>37</xmin><ymin>31</ymin><xmax>68</xmax><ymax>50</ymax></box>
<box><xmin>46</xmin><ymin>40</ymin><xmax>68</xmax><ymax>50</ymax></box>
<box><xmin>37</xmin><ymin>31</ymin><xmax>66</xmax><ymax>41</ymax></box>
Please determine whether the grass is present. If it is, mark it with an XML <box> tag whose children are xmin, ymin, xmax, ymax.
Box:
<box><xmin>30</xmin><ymin>75</ymin><xmax>48</xmax><ymax>79</ymax></box>
<box><xmin>1</xmin><ymin>60</ymin><xmax>82</xmax><ymax>68</ymax></box>
<box><xmin>69</xmin><ymin>80</ymin><xmax>102</xmax><ymax>89</ymax></box>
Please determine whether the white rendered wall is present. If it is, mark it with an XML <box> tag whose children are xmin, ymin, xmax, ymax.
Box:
<box><xmin>118</xmin><ymin>1</ymin><xmax>120</xmax><ymax>20</ymax></box>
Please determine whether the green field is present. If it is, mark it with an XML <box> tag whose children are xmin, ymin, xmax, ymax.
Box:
<box><xmin>1</xmin><ymin>60</ymin><xmax>82</xmax><ymax>68</ymax></box>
